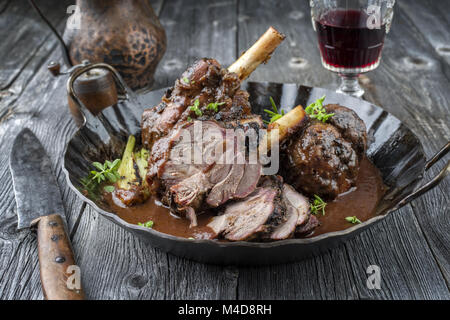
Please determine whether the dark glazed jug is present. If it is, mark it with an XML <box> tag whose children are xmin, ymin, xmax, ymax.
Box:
<box><xmin>64</xmin><ymin>0</ymin><xmax>166</xmax><ymax>90</ymax></box>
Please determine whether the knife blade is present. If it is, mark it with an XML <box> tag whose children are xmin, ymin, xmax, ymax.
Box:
<box><xmin>10</xmin><ymin>128</ymin><xmax>65</xmax><ymax>229</ymax></box>
<box><xmin>9</xmin><ymin>128</ymin><xmax>84</xmax><ymax>300</ymax></box>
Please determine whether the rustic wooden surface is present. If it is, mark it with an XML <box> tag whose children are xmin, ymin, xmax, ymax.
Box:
<box><xmin>0</xmin><ymin>0</ymin><xmax>449</xmax><ymax>300</ymax></box>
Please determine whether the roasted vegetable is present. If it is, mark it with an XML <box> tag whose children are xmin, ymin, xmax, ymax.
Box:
<box><xmin>115</xmin><ymin>135</ymin><xmax>150</xmax><ymax>206</ymax></box>
<box><xmin>117</xmin><ymin>135</ymin><xmax>137</xmax><ymax>190</ymax></box>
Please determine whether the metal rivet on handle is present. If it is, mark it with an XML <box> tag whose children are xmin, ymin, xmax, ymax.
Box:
<box><xmin>55</xmin><ymin>256</ymin><xmax>66</xmax><ymax>263</ymax></box>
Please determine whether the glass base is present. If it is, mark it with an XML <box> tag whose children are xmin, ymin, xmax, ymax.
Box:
<box><xmin>336</xmin><ymin>74</ymin><xmax>364</xmax><ymax>98</ymax></box>
<box><xmin>319</xmin><ymin>56</ymin><xmax>383</xmax><ymax>98</ymax></box>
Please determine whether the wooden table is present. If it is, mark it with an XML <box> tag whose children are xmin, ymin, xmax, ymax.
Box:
<box><xmin>0</xmin><ymin>0</ymin><xmax>449</xmax><ymax>300</ymax></box>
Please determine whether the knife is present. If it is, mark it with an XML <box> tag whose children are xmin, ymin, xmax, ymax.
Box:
<box><xmin>9</xmin><ymin>128</ymin><xmax>84</xmax><ymax>300</ymax></box>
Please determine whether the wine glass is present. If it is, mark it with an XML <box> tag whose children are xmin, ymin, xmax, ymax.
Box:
<box><xmin>310</xmin><ymin>0</ymin><xmax>395</xmax><ymax>98</ymax></box>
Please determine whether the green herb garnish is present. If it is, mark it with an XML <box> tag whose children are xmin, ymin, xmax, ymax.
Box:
<box><xmin>189</xmin><ymin>99</ymin><xmax>202</xmax><ymax>117</ymax></box>
<box><xmin>90</xmin><ymin>159</ymin><xmax>121</xmax><ymax>184</ymax></box>
<box><xmin>81</xmin><ymin>159</ymin><xmax>121</xmax><ymax>197</ymax></box>
<box><xmin>80</xmin><ymin>177</ymin><xmax>98</xmax><ymax>199</ymax></box>
<box><xmin>182</xmin><ymin>77</ymin><xmax>190</xmax><ymax>84</ymax></box>
<box><xmin>103</xmin><ymin>185</ymin><xmax>115</xmax><ymax>193</ymax></box>
<box><xmin>345</xmin><ymin>216</ymin><xmax>362</xmax><ymax>224</ymax></box>
<box><xmin>206</xmin><ymin>101</ymin><xmax>225</xmax><ymax>113</ymax></box>
<box><xmin>264</xmin><ymin>96</ymin><xmax>285</xmax><ymax>124</ymax></box>
<box><xmin>138</xmin><ymin>221</ymin><xmax>154</xmax><ymax>228</ymax></box>
<box><xmin>310</xmin><ymin>194</ymin><xmax>327</xmax><ymax>216</ymax></box>
<box><xmin>305</xmin><ymin>96</ymin><xmax>334</xmax><ymax>122</ymax></box>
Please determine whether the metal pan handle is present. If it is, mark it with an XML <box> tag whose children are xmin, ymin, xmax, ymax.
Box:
<box><xmin>67</xmin><ymin>62</ymin><xmax>129</xmax><ymax>126</ymax></box>
<box><xmin>397</xmin><ymin>141</ymin><xmax>450</xmax><ymax>208</ymax></box>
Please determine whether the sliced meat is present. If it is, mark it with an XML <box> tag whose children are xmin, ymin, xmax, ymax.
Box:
<box><xmin>207</xmin><ymin>187</ymin><xmax>279</xmax><ymax>241</ymax></box>
<box><xmin>208</xmin><ymin>176</ymin><xmax>320</xmax><ymax>241</ymax></box>
<box><xmin>147</xmin><ymin>121</ymin><xmax>225</xmax><ymax>189</ymax></box>
<box><xmin>142</xmin><ymin>58</ymin><xmax>264</xmax><ymax>220</ymax></box>
<box><xmin>209</xmin><ymin>176</ymin><xmax>287</xmax><ymax>241</ymax></box>
<box><xmin>296</xmin><ymin>215</ymin><xmax>320</xmax><ymax>236</ymax></box>
<box><xmin>148</xmin><ymin>119</ymin><xmax>262</xmax><ymax>224</ymax></box>
<box><xmin>234</xmin><ymin>163</ymin><xmax>262</xmax><ymax>198</ymax></box>
<box><xmin>170</xmin><ymin>171</ymin><xmax>212</xmax><ymax>210</ymax></box>
<box><xmin>206</xmin><ymin>152</ymin><xmax>245</xmax><ymax>207</ymax></box>
<box><xmin>270</xmin><ymin>184</ymin><xmax>310</xmax><ymax>240</ymax></box>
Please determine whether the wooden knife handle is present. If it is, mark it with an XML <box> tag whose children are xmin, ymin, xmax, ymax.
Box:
<box><xmin>32</xmin><ymin>214</ymin><xmax>84</xmax><ymax>300</ymax></box>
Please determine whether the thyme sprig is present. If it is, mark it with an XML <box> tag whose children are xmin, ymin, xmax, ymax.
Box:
<box><xmin>206</xmin><ymin>101</ymin><xmax>225</xmax><ymax>113</ymax></box>
<box><xmin>310</xmin><ymin>194</ymin><xmax>327</xmax><ymax>216</ymax></box>
<box><xmin>264</xmin><ymin>97</ymin><xmax>285</xmax><ymax>124</ymax></box>
<box><xmin>138</xmin><ymin>221</ymin><xmax>154</xmax><ymax>228</ymax></box>
<box><xmin>345</xmin><ymin>216</ymin><xmax>362</xmax><ymax>224</ymax></box>
<box><xmin>305</xmin><ymin>96</ymin><xmax>334</xmax><ymax>122</ymax></box>
<box><xmin>80</xmin><ymin>159</ymin><xmax>121</xmax><ymax>197</ymax></box>
<box><xmin>189</xmin><ymin>99</ymin><xmax>202</xmax><ymax>117</ymax></box>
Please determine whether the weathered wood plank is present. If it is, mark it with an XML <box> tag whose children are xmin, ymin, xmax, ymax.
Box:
<box><xmin>0</xmin><ymin>0</ymin><xmax>72</xmax><ymax>90</ymax></box>
<box><xmin>0</xmin><ymin>26</ymin><xmax>86</xmax><ymax>300</ymax></box>
<box><xmin>236</xmin><ymin>0</ymin><xmax>337</xmax><ymax>88</ymax></box>
<box><xmin>153</xmin><ymin>0</ymin><xmax>237</xmax><ymax>89</ymax></box>
<box><xmin>238</xmin><ymin>249</ymin><xmax>360</xmax><ymax>300</ymax></box>
<box><xmin>236</xmin><ymin>0</ymin><xmax>450</xmax><ymax>300</ymax></box>
<box><xmin>396</xmin><ymin>0</ymin><xmax>450</xmax><ymax>80</ymax></box>
<box><xmin>0</xmin><ymin>0</ymin><xmax>11</xmax><ymax>14</ymax></box>
<box><xmin>364</xmin><ymin>3</ymin><xmax>450</xmax><ymax>288</ymax></box>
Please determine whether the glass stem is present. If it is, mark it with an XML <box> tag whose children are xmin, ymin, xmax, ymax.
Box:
<box><xmin>337</xmin><ymin>73</ymin><xmax>364</xmax><ymax>98</ymax></box>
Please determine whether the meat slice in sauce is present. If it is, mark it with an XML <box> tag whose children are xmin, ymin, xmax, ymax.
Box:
<box><xmin>296</xmin><ymin>215</ymin><xmax>320</xmax><ymax>236</ymax></box>
<box><xmin>208</xmin><ymin>176</ymin><xmax>317</xmax><ymax>241</ymax></box>
<box><xmin>270</xmin><ymin>184</ymin><xmax>310</xmax><ymax>240</ymax></box>
<box><xmin>207</xmin><ymin>186</ymin><xmax>280</xmax><ymax>241</ymax></box>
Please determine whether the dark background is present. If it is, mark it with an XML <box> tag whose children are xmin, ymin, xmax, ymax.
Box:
<box><xmin>0</xmin><ymin>0</ymin><xmax>448</xmax><ymax>299</ymax></box>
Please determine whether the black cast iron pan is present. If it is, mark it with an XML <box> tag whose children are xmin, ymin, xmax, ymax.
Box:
<box><xmin>62</xmin><ymin>63</ymin><xmax>450</xmax><ymax>266</ymax></box>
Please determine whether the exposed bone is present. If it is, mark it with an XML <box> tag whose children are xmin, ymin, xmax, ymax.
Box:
<box><xmin>228</xmin><ymin>26</ymin><xmax>285</xmax><ymax>81</ymax></box>
<box><xmin>259</xmin><ymin>105</ymin><xmax>308</xmax><ymax>154</ymax></box>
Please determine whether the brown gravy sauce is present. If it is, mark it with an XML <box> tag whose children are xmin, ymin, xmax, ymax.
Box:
<box><xmin>106</xmin><ymin>156</ymin><xmax>386</xmax><ymax>240</ymax></box>
<box><xmin>308</xmin><ymin>156</ymin><xmax>386</xmax><ymax>237</ymax></box>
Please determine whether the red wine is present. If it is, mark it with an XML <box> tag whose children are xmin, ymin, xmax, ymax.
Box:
<box><xmin>315</xmin><ymin>9</ymin><xmax>386</xmax><ymax>70</ymax></box>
